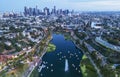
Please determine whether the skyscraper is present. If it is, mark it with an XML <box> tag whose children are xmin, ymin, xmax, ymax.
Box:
<box><xmin>44</xmin><ymin>7</ymin><xmax>50</xmax><ymax>16</ymax></box>
<box><xmin>51</xmin><ymin>6</ymin><xmax>56</xmax><ymax>15</ymax></box>
<box><xmin>54</xmin><ymin>6</ymin><xmax>56</xmax><ymax>14</ymax></box>
<box><xmin>24</xmin><ymin>6</ymin><xmax>28</xmax><ymax>16</ymax></box>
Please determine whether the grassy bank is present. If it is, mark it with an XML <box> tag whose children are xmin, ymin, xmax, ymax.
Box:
<box><xmin>47</xmin><ymin>43</ymin><xmax>56</xmax><ymax>52</ymax></box>
<box><xmin>80</xmin><ymin>55</ymin><xmax>98</xmax><ymax>77</ymax></box>
<box><xmin>30</xmin><ymin>67</ymin><xmax>39</xmax><ymax>77</ymax></box>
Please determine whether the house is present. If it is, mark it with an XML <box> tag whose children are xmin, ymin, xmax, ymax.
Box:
<box><xmin>0</xmin><ymin>30</ymin><xmax>3</xmax><ymax>35</ymax></box>
<box><xmin>0</xmin><ymin>55</ymin><xmax>13</xmax><ymax>62</ymax></box>
<box><xmin>4</xmin><ymin>41</ymin><xmax>11</xmax><ymax>46</ymax></box>
<box><xmin>91</xmin><ymin>21</ymin><xmax>102</xmax><ymax>29</ymax></box>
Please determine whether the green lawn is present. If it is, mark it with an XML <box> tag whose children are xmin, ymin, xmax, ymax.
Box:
<box><xmin>30</xmin><ymin>67</ymin><xmax>39</xmax><ymax>77</ymax></box>
<box><xmin>80</xmin><ymin>55</ymin><xmax>98</xmax><ymax>77</ymax></box>
<box><xmin>64</xmin><ymin>34</ymin><xmax>71</xmax><ymax>40</ymax></box>
<box><xmin>47</xmin><ymin>43</ymin><xmax>56</xmax><ymax>52</ymax></box>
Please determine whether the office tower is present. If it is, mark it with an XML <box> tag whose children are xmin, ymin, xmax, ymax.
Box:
<box><xmin>54</xmin><ymin>6</ymin><xmax>56</xmax><ymax>14</ymax></box>
<box><xmin>29</xmin><ymin>7</ymin><xmax>33</xmax><ymax>16</ymax></box>
<box><xmin>44</xmin><ymin>7</ymin><xmax>50</xmax><ymax>16</ymax></box>
<box><xmin>24</xmin><ymin>6</ymin><xmax>28</xmax><ymax>16</ymax></box>
<box><xmin>33</xmin><ymin>8</ymin><xmax>35</xmax><ymax>16</ymax></box>
<box><xmin>63</xmin><ymin>9</ymin><xmax>69</xmax><ymax>15</ymax></box>
<box><xmin>34</xmin><ymin>6</ymin><xmax>39</xmax><ymax>16</ymax></box>
<box><xmin>51</xmin><ymin>6</ymin><xmax>56</xmax><ymax>15</ymax></box>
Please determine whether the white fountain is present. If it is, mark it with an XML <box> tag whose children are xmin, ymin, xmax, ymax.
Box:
<box><xmin>65</xmin><ymin>59</ymin><xmax>69</xmax><ymax>72</ymax></box>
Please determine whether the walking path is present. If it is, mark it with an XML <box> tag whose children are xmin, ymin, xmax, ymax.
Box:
<box><xmin>71</xmin><ymin>31</ymin><xmax>103</xmax><ymax>77</ymax></box>
<box><xmin>23</xmin><ymin>35</ymin><xmax>52</xmax><ymax>77</ymax></box>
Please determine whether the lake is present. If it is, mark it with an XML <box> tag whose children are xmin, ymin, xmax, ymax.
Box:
<box><xmin>39</xmin><ymin>34</ymin><xmax>83</xmax><ymax>77</ymax></box>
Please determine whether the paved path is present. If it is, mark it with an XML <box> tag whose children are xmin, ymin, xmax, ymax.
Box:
<box><xmin>71</xmin><ymin>31</ymin><xmax>103</xmax><ymax>77</ymax></box>
<box><xmin>23</xmin><ymin>35</ymin><xmax>52</xmax><ymax>77</ymax></box>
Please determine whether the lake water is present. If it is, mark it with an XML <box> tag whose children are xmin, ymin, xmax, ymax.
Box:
<box><xmin>38</xmin><ymin>34</ymin><xmax>83</xmax><ymax>77</ymax></box>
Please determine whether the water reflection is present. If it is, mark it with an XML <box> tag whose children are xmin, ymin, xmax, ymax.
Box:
<box><xmin>38</xmin><ymin>34</ymin><xmax>83</xmax><ymax>77</ymax></box>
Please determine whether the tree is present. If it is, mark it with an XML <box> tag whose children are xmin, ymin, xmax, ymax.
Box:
<box><xmin>0</xmin><ymin>43</ymin><xmax>4</xmax><ymax>53</ymax></box>
<box><xmin>4</xmin><ymin>44</ymin><xmax>13</xmax><ymax>50</ymax></box>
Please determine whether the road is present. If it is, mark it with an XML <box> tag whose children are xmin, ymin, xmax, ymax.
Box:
<box><xmin>71</xmin><ymin>31</ymin><xmax>103</xmax><ymax>77</ymax></box>
<box><xmin>23</xmin><ymin>35</ymin><xmax>52</xmax><ymax>77</ymax></box>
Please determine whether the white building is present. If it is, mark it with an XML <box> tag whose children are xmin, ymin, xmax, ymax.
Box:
<box><xmin>91</xmin><ymin>22</ymin><xmax>102</xmax><ymax>29</ymax></box>
<box><xmin>5</xmin><ymin>41</ymin><xmax>11</xmax><ymax>46</ymax></box>
<box><xmin>0</xmin><ymin>12</ymin><xmax>2</xmax><ymax>19</ymax></box>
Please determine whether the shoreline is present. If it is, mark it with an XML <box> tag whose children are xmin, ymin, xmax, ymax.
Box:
<box><xmin>80</xmin><ymin>55</ymin><xmax>98</xmax><ymax>77</ymax></box>
<box><xmin>29</xmin><ymin>35</ymin><xmax>53</xmax><ymax>77</ymax></box>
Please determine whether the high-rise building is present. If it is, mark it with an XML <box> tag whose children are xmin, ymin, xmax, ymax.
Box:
<box><xmin>51</xmin><ymin>6</ymin><xmax>56</xmax><ymax>15</ymax></box>
<box><xmin>63</xmin><ymin>9</ymin><xmax>69</xmax><ymax>15</ymax></box>
<box><xmin>44</xmin><ymin>7</ymin><xmax>50</xmax><ymax>16</ymax></box>
<box><xmin>54</xmin><ymin>6</ymin><xmax>56</xmax><ymax>14</ymax></box>
<box><xmin>35</xmin><ymin>6</ymin><xmax>39</xmax><ymax>16</ymax></box>
<box><xmin>29</xmin><ymin>7</ymin><xmax>33</xmax><ymax>16</ymax></box>
<box><xmin>24</xmin><ymin>6</ymin><xmax>28</xmax><ymax>16</ymax></box>
<box><xmin>23</xmin><ymin>6</ymin><xmax>69</xmax><ymax>16</ymax></box>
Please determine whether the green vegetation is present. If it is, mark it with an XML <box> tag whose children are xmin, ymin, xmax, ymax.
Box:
<box><xmin>9</xmin><ymin>26</ymin><xmax>23</xmax><ymax>32</ymax></box>
<box><xmin>0</xmin><ymin>42</ymin><xmax>4</xmax><ymax>53</ymax></box>
<box><xmin>30</xmin><ymin>67</ymin><xmax>39</xmax><ymax>77</ymax></box>
<box><xmin>80</xmin><ymin>55</ymin><xmax>98</xmax><ymax>77</ymax></box>
<box><xmin>86</xmin><ymin>39</ymin><xmax>120</xmax><ymax>63</ymax></box>
<box><xmin>64</xmin><ymin>34</ymin><xmax>71</xmax><ymax>40</ymax></box>
<box><xmin>106</xmin><ymin>37</ymin><xmax>120</xmax><ymax>46</ymax></box>
<box><xmin>47</xmin><ymin>43</ymin><xmax>56</xmax><ymax>52</ymax></box>
<box><xmin>2</xmin><ymin>63</ymin><xmax>29</xmax><ymax>77</ymax></box>
<box><xmin>4</xmin><ymin>44</ymin><xmax>13</xmax><ymax>50</ymax></box>
<box><xmin>91</xmin><ymin>52</ymin><xmax>116</xmax><ymax>77</ymax></box>
<box><xmin>74</xmin><ymin>30</ymin><xmax>87</xmax><ymax>40</ymax></box>
<box><xmin>30</xmin><ymin>34</ymin><xmax>52</xmax><ymax>77</ymax></box>
<box><xmin>86</xmin><ymin>39</ymin><xmax>118</xmax><ymax>57</ymax></box>
<box><xmin>115</xmin><ymin>66</ymin><xmax>120</xmax><ymax>76</ymax></box>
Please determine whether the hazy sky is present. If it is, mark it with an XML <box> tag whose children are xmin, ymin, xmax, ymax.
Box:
<box><xmin>1</xmin><ymin>0</ymin><xmax>120</xmax><ymax>12</ymax></box>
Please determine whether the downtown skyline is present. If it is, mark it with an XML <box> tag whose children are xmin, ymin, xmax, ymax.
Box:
<box><xmin>1</xmin><ymin>0</ymin><xmax>120</xmax><ymax>13</ymax></box>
